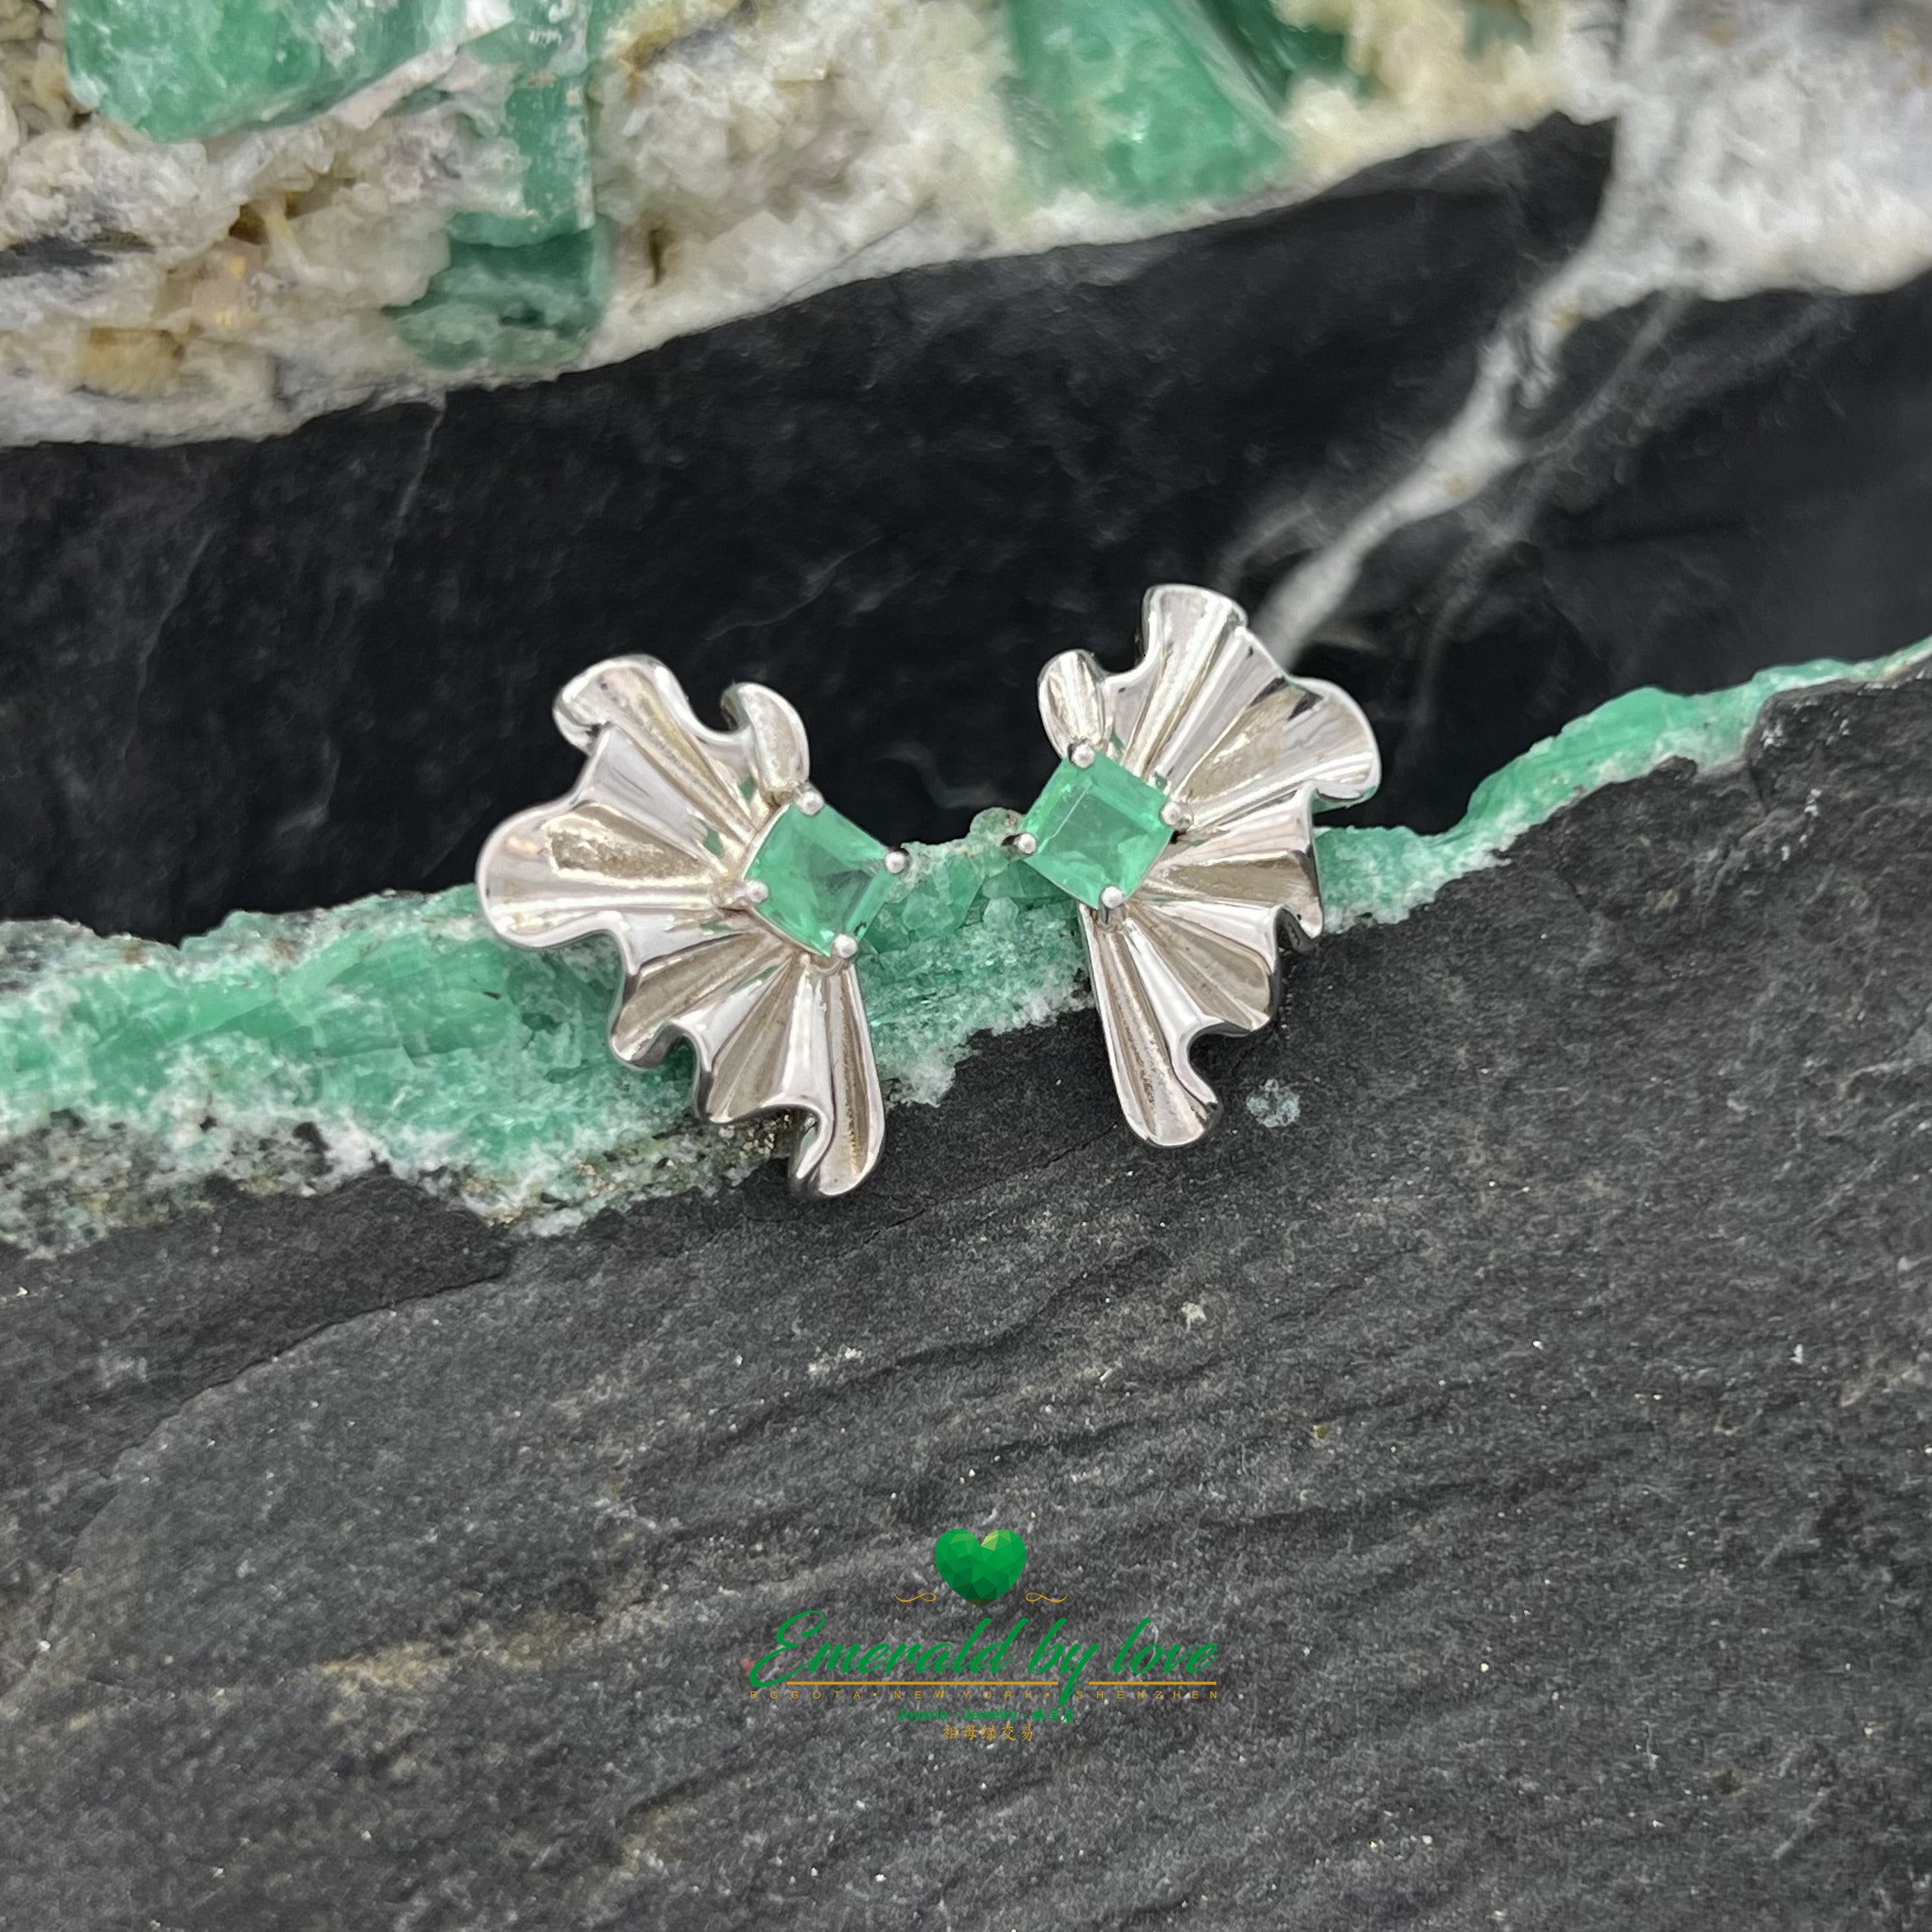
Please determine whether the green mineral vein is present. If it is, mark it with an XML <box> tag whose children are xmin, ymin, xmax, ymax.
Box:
<box><xmin>1</xmin><ymin>643</ymin><xmax>1926</xmax><ymax>1257</ymax></box>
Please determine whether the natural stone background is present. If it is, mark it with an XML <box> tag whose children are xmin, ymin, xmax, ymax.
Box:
<box><xmin>1</xmin><ymin>116</ymin><xmax>1612</xmax><ymax>942</ymax></box>
<box><xmin>7</xmin><ymin>113</ymin><xmax>1932</xmax><ymax>947</ymax></box>
<box><xmin>4</xmin><ymin>669</ymin><xmax>1928</xmax><ymax>1930</ymax></box>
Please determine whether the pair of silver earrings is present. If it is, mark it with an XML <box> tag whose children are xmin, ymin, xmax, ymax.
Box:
<box><xmin>477</xmin><ymin>584</ymin><xmax>1380</xmax><ymax>1198</ymax></box>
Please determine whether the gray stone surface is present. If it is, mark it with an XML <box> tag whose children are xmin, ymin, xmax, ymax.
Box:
<box><xmin>3</xmin><ymin>670</ymin><xmax>1931</xmax><ymax>1930</ymax></box>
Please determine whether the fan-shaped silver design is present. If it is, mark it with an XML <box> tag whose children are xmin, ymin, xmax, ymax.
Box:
<box><xmin>1032</xmin><ymin>585</ymin><xmax>1380</xmax><ymax>1145</ymax></box>
<box><xmin>475</xmin><ymin>657</ymin><xmax>886</xmax><ymax>1198</ymax></box>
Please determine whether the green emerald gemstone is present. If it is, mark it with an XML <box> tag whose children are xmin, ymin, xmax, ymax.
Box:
<box><xmin>1017</xmin><ymin>754</ymin><xmax>1173</xmax><ymax>910</ymax></box>
<box><xmin>743</xmin><ymin>802</ymin><xmax>895</xmax><ymax>957</ymax></box>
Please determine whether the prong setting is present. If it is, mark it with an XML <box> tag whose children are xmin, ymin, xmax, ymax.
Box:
<box><xmin>1010</xmin><ymin>831</ymin><xmax>1039</xmax><ymax>857</ymax></box>
<box><xmin>794</xmin><ymin>784</ymin><xmax>826</xmax><ymax>816</ymax></box>
<box><xmin>1069</xmin><ymin>742</ymin><xmax>1097</xmax><ymax>769</ymax></box>
<box><xmin>1099</xmin><ymin>884</ymin><xmax>1127</xmax><ymax>910</ymax></box>
<box><xmin>1160</xmin><ymin>799</ymin><xmax>1192</xmax><ymax>831</ymax></box>
<box><xmin>831</xmin><ymin>932</ymin><xmax>860</xmax><ymax>960</ymax></box>
<box><xmin>884</xmin><ymin>848</ymin><xmax>910</xmax><ymax>875</ymax></box>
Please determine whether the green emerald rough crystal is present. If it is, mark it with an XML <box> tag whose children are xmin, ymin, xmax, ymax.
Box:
<box><xmin>65</xmin><ymin>0</ymin><xmax>613</xmax><ymax>358</ymax></box>
<box><xmin>446</xmin><ymin>70</ymin><xmax>593</xmax><ymax>247</ymax></box>
<box><xmin>1004</xmin><ymin>0</ymin><xmax>1292</xmax><ymax>207</ymax></box>
<box><xmin>389</xmin><ymin>222</ymin><xmax>611</xmax><ymax>369</ymax></box>
<box><xmin>446</xmin><ymin>1</ymin><xmax>597</xmax><ymax>247</ymax></box>
<box><xmin>1018</xmin><ymin>754</ymin><xmax>1173</xmax><ymax>910</ymax></box>
<box><xmin>63</xmin><ymin>0</ymin><xmax>481</xmax><ymax>143</ymax></box>
<box><xmin>744</xmin><ymin>803</ymin><xmax>897</xmax><ymax>957</ymax></box>
<box><xmin>1197</xmin><ymin>0</ymin><xmax>1354</xmax><ymax>104</ymax></box>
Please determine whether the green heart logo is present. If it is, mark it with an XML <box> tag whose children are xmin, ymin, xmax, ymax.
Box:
<box><xmin>932</xmin><ymin>1528</ymin><xmax>1028</xmax><ymax>1604</ymax></box>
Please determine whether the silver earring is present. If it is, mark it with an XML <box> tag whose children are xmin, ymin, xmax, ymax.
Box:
<box><xmin>1008</xmin><ymin>584</ymin><xmax>1380</xmax><ymax>1145</ymax></box>
<box><xmin>475</xmin><ymin>657</ymin><xmax>906</xmax><ymax>1198</ymax></box>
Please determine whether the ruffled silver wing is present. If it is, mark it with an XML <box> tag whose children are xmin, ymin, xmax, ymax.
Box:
<box><xmin>475</xmin><ymin>656</ymin><xmax>884</xmax><ymax>1198</ymax></box>
<box><xmin>1038</xmin><ymin>584</ymin><xmax>1380</xmax><ymax>1145</ymax></box>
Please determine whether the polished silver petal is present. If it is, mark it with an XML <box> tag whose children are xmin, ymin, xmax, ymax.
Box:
<box><xmin>1045</xmin><ymin>588</ymin><xmax>1380</xmax><ymax>1146</ymax></box>
<box><xmin>1147</xmin><ymin>799</ymin><xmax>1326</xmax><ymax>940</ymax></box>
<box><xmin>1182</xmin><ymin>675</ymin><xmax>1381</xmax><ymax>830</ymax></box>
<box><xmin>553</xmin><ymin>654</ymin><xmax>800</xmax><ymax>840</ymax></box>
<box><xmin>1039</xmin><ymin>585</ymin><xmax>1278</xmax><ymax>791</ymax></box>
<box><xmin>476</xmin><ymin>653</ymin><xmax>887</xmax><ymax>1197</ymax></box>
<box><xmin>1081</xmin><ymin>891</ymin><xmax>1281</xmax><ymax>1145</ymax></box>
<box><xmin>1081</xmin><ymin>904</ymin><xmax>1221</xmax><ymax>1145</ymax></box>
<box><xmin>693</xmin><ymin>945</ymin><xmax>884</xmax><ymax>1200</ymax></box>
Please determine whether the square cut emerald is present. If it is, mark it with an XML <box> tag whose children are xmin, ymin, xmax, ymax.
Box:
<box><xmin>743</xmin><ymin>801</ymin><xmax>895</xmax><ymax>957</ymax></box>
<box><xmin>1017</xmin><ymin>753</ymin><xmax>1173</xmax><ymax>910</ymax></box>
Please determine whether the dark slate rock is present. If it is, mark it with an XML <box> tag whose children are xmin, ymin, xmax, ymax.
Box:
<box><xmin>1298</xmin><ymin>275</ymin><xmax>1932</xmax><ymax>831</ymax></box>
<box><xmin>3</xmin><ymin>669</ymin><xmax>1929</xmax><ymax>1930</ymax></box>
<box><xmin>5</xmin><ymin>119</ymin><xmax>1615</xmax><ymax>940</ymax></box>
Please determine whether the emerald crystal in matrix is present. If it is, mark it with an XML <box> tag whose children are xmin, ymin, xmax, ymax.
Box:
<box><xmin>63</xmin><ymin>0</ymin><xmax>488</xmax><ymax>142</ymax></box>
<box><xmin>1195</xmin><ymin>0</ymin><xmax>1351</xmax><ymax>104</ymax></box>
<box><xmin>442</xmin><ymin>0</ymin><xmax>595</xmax><ymax>248</ymax></box>
<box><xmin>1018</xmin><ymin>753</ymin><xmax>1174</xmax><ymax>910</ymax></box>
<box><xmin>389</xmin><ymin>224</ymin><xmax>612</xmax><ymax>369</ymax></box>
<box><xmin>63</xmin><ymin>0</ymin><xmax>604</xmax><ymax>368</ymax></box>
<box><xmin>1004</xmin><ymin>0</ymin><xmax>1291</xmax><ymax>205</ymax></box>
<box><xmin>13</xmin><ymin>0</ymin><xmax>1628</xmax><ymax>437</ymax></box>
<box><xmin>744</xmin><ymin>802</ymin><xmax>897</xmax><ymax>957</ymax></box>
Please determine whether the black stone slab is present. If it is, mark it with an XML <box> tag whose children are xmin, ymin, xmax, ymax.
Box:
<box><xmin>4</xmin><ymin>668</ymin><xmax>1928</xmax><ymax>1929</ymax></box>
<box><xmin>3</xmin><ymin>119</ymin><xmax>1615</xmax><ymax>940</ymax></box>
<box><xmin>1295</xmin><ymin>274</ymin><xmax>1932</xmax><ymax>832</ymax></box>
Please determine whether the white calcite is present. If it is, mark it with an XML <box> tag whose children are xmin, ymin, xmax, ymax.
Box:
<box><xmin>0</xmin><ymin>0</ymin><xmax>1926</xmax><ymax>450</ymax></box>
<box><xmin>0</xmin><ymin>0</ymin><xmax>1614</xmax><ymax>445</ymax></box>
